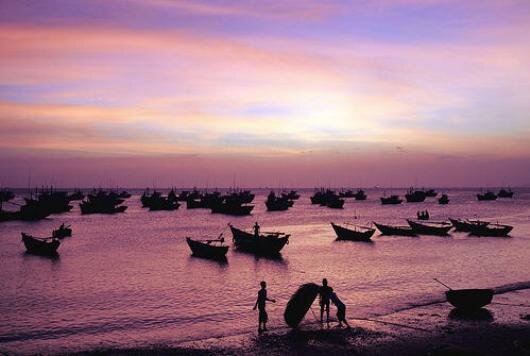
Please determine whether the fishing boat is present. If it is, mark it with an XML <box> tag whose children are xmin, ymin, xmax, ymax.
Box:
<box><xmin>331</xmin><ymin>222</ymin><xmax>375</xmax><ymax>241</ymax></box>
<box><xmin>373</xmin><ymin>222</ymin><xmax>416</xmax><ymax>236</ymax></box>
<box><xmin>52</xmin><ymin>224</ymin><xmax>72</xmax><ymax>238</ymax></box>
<box><xmin>21</xmin><ymin>233</ymin><xmax>60</xmax><ymax>256</ymax></box>
<box><xmin>449</xmin><ymin>218</ymin><xmax>489</xmax><ymax>232</ymax></box>
<box><xmin>407</xmin><ymin>220</ymin><xmax>452</xmax><ymax>236</ymax></box>
<box><xmin>424</xmin><ymin>189</ymin><xmax>438</xmax><ymax>197</ymax></box>
<box><xmin>228</xmin><ymin>224</ymin><xmax>289</xmax><ymax>255</ymax></box>
<box><xmin>186</xmin><ymin>198</ymin><xmax>208</xmax><ymax>209</ymax></box>
<box><xmin>438</xmin><ymin>194</ymin><xmax>449</xmax><ymax>204</ymax></box>
<box><xmin>405</xmin><ymin>188</ymin><xmax>427</xmax><ymax>203</ymax></box>
<box><xmin>497</xmin><ymin>188</ymin><xmax>514</xmax><ymax>198</ymax></box>
<box><xmin>118</xmin><ymin>190</ymin><xmax>131</xmax><ymax>198</ymax></box>
<box><xmin>354</xmin><ymin>189</ymin><xmax>367</xmax><ymax>200</ymax></box>
<box><xmin>211</xmin><ymin>201</ymin><xmax>254</xmax><ymax>215</ymax></box>
<box><xmin>468</xmin><ymin>222</ymin><xmax>513</xmax><ymax>237</ymax></box>
<box><xmin>186</xmin><ymin>237</ymin><xmax>228</xmax><ymax>260</ymax></box>
<box><xmin>325</xmin><ymin>196</ymin><xmax>344</xmax><ymax>209</ymax></box>
<box><xmin>477</xmin><ymin>191</ymin><xmax>497</xmax><ymax>201</ymax></box>
<box><xmin>284</xmin><ymin>283</ymin><xmax>320</xmax><ymax>328</ymax></box>
<box><xmin>380</xmin><ymin>195</ymin><xmax>402</xmax><ymax>205</ymax></box>
<box><xmin>339</xmin><ymin>189</ymin><xmax>355</xmax><ymax>198</ymax></box>
<box><xmin>283</xmin><ymin>190</ymin><xmax>300</xmax><ymax>200</ymax></box>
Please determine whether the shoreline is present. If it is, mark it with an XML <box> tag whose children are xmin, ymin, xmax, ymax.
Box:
<box><xmin>66</xmin><ymin>288</ymin><xmax>530</xmax><ymax>356</ymax></box>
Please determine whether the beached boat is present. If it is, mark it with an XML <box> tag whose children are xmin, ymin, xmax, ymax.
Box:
<box><xmin>331</xmin><ymin>222</ymin><xmax>375</xmax><ymax>241</ymax></box>
<box><xmin>477</xmin><ymin>191</ymin><xmax>497</xmax><ymax>201</ymax></box>
<box><xmin>407</xmin><ymin>220</ymin><xmax>452</xmax><ymax>236</ymax></box>
<box><xmin>52</xmin><ymin>224</ymin><xmax>72</xmax><ymax>238</ymax></box>
<box><xmin>468</xmin><ymin>223</ymin><xmax>513</xmax><ymax>237</ymax></box>
<box><xmin>373</xmin><ymin>222</ymin><xmax>416</xmax><ymax>236</ymax></box>
<box><xmin>186</xmin><ymin>237</ymin><xmax>228</xmax><ymax>259</ymax></box>
<box><xmin>446</xmin><ymin>289</ymin><xmax>494</xmax><ymax>310</ymax></box>
<box><xmin>380</xmin><ymin>195</ymin><xmax>402</xmax><ymax>205</ymax></box>
<box><xmin>21</xmin><ymin>233</ymin><xmax>60</xmax><ymax>256</ymax></box>
<box><xmin>438</xmin><ymin>194</ymin><xmax>449</xmax><ymax>205</ymax></box>
<box><xmin>449</xmin><ymin>218</ymin><xmax>489</xmax><ymax>232</ymax></box>
<box><xmin>229</xmin><ymin>224</ymin><xmax>289</xmax><ymax>255</ymax></box>
<box><xmin>284</xmin><ymin>283</ymin><xmax>320</xmax><ymax>327</ymax></box>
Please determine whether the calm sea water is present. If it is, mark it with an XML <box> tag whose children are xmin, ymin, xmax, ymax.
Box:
<box><xmin>1</xmin><ymin>188</ymin><xmax>530</xmax><ymax>354</ymax></box>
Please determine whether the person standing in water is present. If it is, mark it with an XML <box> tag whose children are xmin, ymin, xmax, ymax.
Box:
<box><xmin>330</xmin><ymin>292</ymin><xmax>350</xmax><ymax>328</ymax></box>
<box><xmin>253</xmin><ymin>281</ymin><xmax>276</xmax><ymax>333</ymax></box>
<box><xmin>253</xmin><ymin>222</ymin><xmax>260</xmax><ymax>237</ymax></box>
<box><xmin>319</xmin><ymin>278</ymin><xmax>333</xmax><ymax>324</ymax></box>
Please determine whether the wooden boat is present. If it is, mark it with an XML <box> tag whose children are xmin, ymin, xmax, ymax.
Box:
<box><xmin>21</xmin><ymin>233</ymin><xmax>60</xmax><ymax>256</ymax></box>
<box><xmin>497</xmin><ymin>188</ymin><xmax>513</xmax><ymax>198</ymax></box>
<box><xmin>186</xmin><ymin>199</ymin><xmax>207</xmax><ymax>209</ymax></box>
<box><xmin>211</xmin><ymin>202</ymin><xmax>254</xmax><ymax>216</ymax></box>
<box><xmin>373</xmin><ymin>222</ymin><xmax>416</xmax><ymax>236</ymax></box>
<box><xmin>407</xmin><ymin>219</ymin><xmax>452</xmax><ymax>236</ymax></box>
<box><xmin>405</xmin><ymin>188</ymin><xmax>427</xmax><ymax>203</ymax></box>
<box><xmin>52</xmin><ymin>224</ymin><xmax>72</xmax><ymax>238</ymax></box>
<box><xmin>380</xmin><ymin>195</ymin><xmax>402</xmax><ymax>205</ymax></box>
<box><xmin>229</xmin><ymin>224</ymin><xmax>289</xmax><ymax>255</ymax></box>
<box><xmin>438</xmin><ymin>194</ymin><xmax>449</xmax><ymax>204</ymax></box>
<box><xmin>477</xmin><ymin>191</ymin><xmax>497</xmax><ymax>201</ymax></box>
<box><xmin>449</xmin><ymin>218</ymin><xmax>489</xmax><ymax>232</ymax></box>
<box><xmin>186</xmin><ymin>237</ymin><xmax>228</xmax><ymax>259</ymax></box>
<box><xmin>338</xmin><ymin>190</ymin><xmax>355</xmax><ymax>198</ymax></box>
<box><xmin>425</xmin><ymin>189</ymin><xmax>438</xmax><ymax>197</ymax></box>
<box><xmin>284</xmin><ymin>283</ymin><xmax>320</xmax><ymax>328</ymax></box>
<box><xmin>354</xmin><ymin>189</ymin><xmax>367</xmax><ymax>200</ymax></box>
<box><xmin>468</xmin><ymin>223</ymin><xmax>513</xmax><ymax>237</ymax></box>
<box><xmin>446</xmin><ymin>289</ymin><xmax>494</xmax><ymax>310</ymax></box>
<box><xmin>325</xmin><ymin>197</ymin><xmax>344</xmax><ymax>209</ymax></box>
<box><xmin>331</xmin><ymin>222</ymin><xmax>375</xmax><ymax>241</ymax></box>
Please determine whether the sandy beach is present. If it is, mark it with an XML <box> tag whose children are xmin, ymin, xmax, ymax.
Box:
<box><xmin>71</xmin><ymin>288</ymin><xmax>530</xmax><ymax>356</ymax></box>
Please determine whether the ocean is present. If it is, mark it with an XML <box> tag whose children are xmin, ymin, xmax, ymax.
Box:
<box><xmin>1</xmin><ymin>188</ymin><xmax>529</xmax><ymax>354</ymax></box>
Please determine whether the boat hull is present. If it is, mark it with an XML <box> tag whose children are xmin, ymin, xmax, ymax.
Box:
<box><xmin>407</xmin><ymin>220</ymin><xmax>452</xmax><ymax>236</ymax></box>
<box><xmin>468</xmin><ymin>224</ymin><xmax>513</xmax><ymax>237</ymax></box>
<box><xmin>186</xmin><ymin>238</ymin><xmax>228</xmax><ymax>259</ymax></box>
<box><xmin>284</xmin><ymin>283</ymin><xmax>320</xmax><ymax>328</ymax></box>
<box><xmin>229</xmin><ymin>225</ymin><xmax>289</xmax><ymax>255</ymax></box>
<box><xmin>22</xmin><ymin>233</ymin><xmax>60</xmax><ymax>256</ymax></box>
<box><xmin>446</xmin><ymin>289</ymin><xmax>493</xmax><ymax>310</ymax></box>
<box><xmin>373</xmin><ymin>222</ymin><xmax>416</xmax><ymax>236</ymax></box>
<box><xmin>331</xmin><ymin>223</ymin><xmax>374</xmax><ymax>241</ymax></box>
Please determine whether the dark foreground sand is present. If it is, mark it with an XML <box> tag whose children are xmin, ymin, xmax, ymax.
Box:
<box><xmin>75</xmin><ymin>289</ymin><xmax>530</xmax><ymax>356</ymax></box>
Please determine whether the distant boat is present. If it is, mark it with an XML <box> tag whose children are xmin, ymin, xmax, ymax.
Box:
<box><xmin>330</xmin><ymin>222</ymin><xmax>375</xmax><ymax>241</ymax></box>
<box><xmin>228</xmin><ymin>224</ymin><xmax>289</xmax><ymax>255</ymax></box>
<box><xmin>477</xmin><ymin>191</ymin><xmax>497</xmax><ymax>201</ymax></box>
<box><xmin>438</xmin><ymin>194</ymin><xmax>449</xmax><ymax>205</ymax></box>
<box><xmin>186</xmin><ymin>198</ymin><xmax>208</xmax><ymax>209</ymax></box>
<box><xmin>373</xmin><ymin>222</ymin><xmax>416</xmax><ymax>236</ymax></box>
<box><xmin>52</xmin><ymin>224</ymin><xmax>72</xmax><ymax>238</ymax></box>
<box><xmin>405</xmin><ymin>188</ymin><xmax>427</xmax><ymax>203</ymax></box>
<box><xmin>468</xmin><ymin>222</ymin><xmax>513</xmax><ymax>237</ymax></box>
<box><xmin>424</xmin><ymin>189</ymin><xmax>438</xmax><ymax>197</ymax></box>
<box><xmin>186</xmin><ymin>237</ymin><xmax>228</xmax><ymax>260</ymax></box>
<box><xmin>282</xmin><ymin>190</ymin><xmax>300</xmax><ymax>200</ymax></box>
<box><xmin>380</xmin><ymin>195</ymin><xmax>402</xmax><ymax>205</ymax></box>
<box><xmin>407</xmin><ymin>219</ymin><xmax>452</xmax><ymax>236</ymax></box>
<box><xmin>266</xmin><ymin>194</ymin><xmax>291</xmax><ymax>211</ymax></box>
<box><xmin>21</xmin><ymin>233</ymin><xmax>60</xmax><ymax>256</ymax></box>
<box><xmin>497</xmin><ymin>188</ymin><xmax>514</xmax><ymax>198</ymax></box>
<box><xmin>449</xmin><ymin>218</ymin><xmax>489</xmax><ymax>232</ymax></box>
<box><xmin>338</xmin><ymin>189</ymin><xmax>355</xmax><ymax>198</ymax></box>
<box><xmin>118</xmin><ymin>190</ymin><xmax>131</xmax><ymax>198</ymax></box>
<box><xmin>67</xmin><ymin>189</ymin><xmax>84</xmax><ymax>201</ymax></box>
<box><xmin>325</xmin><ymin>196</ymin><xmax>344</xmax><ymax>209</ymax></box>
<box><xmin>353</xmin><ymin>189</ymin><xmax>367</xmax><ymax>200</ymax></box>
<box><xmin>211</xmin><ymin>201</ymin><xmax>254</xmax><ymax>216</ymax></box>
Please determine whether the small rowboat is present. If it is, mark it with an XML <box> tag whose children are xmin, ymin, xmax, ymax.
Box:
<box><xmin>186</xmin><ymin>237</ymin><xmax>228</xmax><ymax>260</ymax></box>
<box><xmin>373</xmin><ymin>222</ymin><xmax>416</xmax><ymax>236</ymax></box>
<box><xmin>229</xmin><ymin>224</ymin><xmax>289</xmax><ymax>255</ymax></box>
<box><xmin>407</xmin><ymin>220</ymin><xmax>452</xmax><ymax>236</ymax></box>
<box><xmin>331</xmin><ymin>222</ymin><xmax>375</xmax><ymax>241</ymax></box>
<box><xmin>468</xmin><ymin>223</ymin><xmax>513</xmax><ymax>237</ymax></box>
<box><xmin>21</xmin><ymin>233</ymin><xmax>60</xmax><ymax>256</ymax></box>
<box><xmin>284</xmin><ymin>283</ymin><xmax>320</xmax><ymax>328</ymax></box>
<box><xmin>446</xmin><ymin>289</ymin><xmax>494</xmax><ymax>310</ymax></box>
<box><xmin>434</xmin><ymin>279</ymin><xmax>494</xmax><ymax>311</ymax></box>
<box><xmin>52</xmin><ymin>225</ymin><xmax>72</xmax><ymax>238</ymax></box>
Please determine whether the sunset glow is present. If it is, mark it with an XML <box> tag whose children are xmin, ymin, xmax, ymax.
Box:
<box><xmin>1</xmin><ymin>0</ymin><xmax>529</xmax><ymax>187</ymax></box>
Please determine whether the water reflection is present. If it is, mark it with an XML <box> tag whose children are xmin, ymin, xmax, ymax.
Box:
<box><xmin>186</xmin><ymin>255</ymin><xmax>229</xmax><ymax>269</ymax></box>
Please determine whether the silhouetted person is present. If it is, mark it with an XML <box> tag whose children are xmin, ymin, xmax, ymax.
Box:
<box><xmin>330</xmin><ymin>292</ymin><xmax>350</xmax><ymax>328</ymax></box>
<box><xmin>254</xmin><ymin>222</ymin><xmax>260</xmax><ymax>237</ymax></box>
<box><xmin>253</xmin><ymin>281</ymin><xmax>275</xmax><ymax>333</ymax></box>
<box><xmin>319</xmin><ymin>278</ymin><xmax>333</xmax><ymax>323</ymax></box>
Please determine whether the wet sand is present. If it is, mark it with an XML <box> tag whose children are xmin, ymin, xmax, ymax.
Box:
<box><xmin>72</xmin><ymin>288</ymin><xmax>530</xmax><ymax>356</ymax></box>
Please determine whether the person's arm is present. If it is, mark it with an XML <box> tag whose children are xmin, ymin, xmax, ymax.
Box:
<box><xmin>266</xmin><ymin>296</ymin><xmax>276</xmax><ymax>303</ymax></box>
<box><xmin>253</xmin><ymin>296</ymin><xmax>258</xmax><ymax>310</ymax></box>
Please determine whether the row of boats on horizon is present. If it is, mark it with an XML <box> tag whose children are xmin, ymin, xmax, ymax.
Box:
<box><xmin>0</xmin><ymin>186</ymin><xmax>518</xmax><ymax>222</ymax></box>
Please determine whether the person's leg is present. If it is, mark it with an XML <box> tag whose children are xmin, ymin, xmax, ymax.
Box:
<box><xmin>325</xmin><ymin>302</ymin><xmax>330</xmax><ymax>323</ymax></box>
<box><xmin>320</xmin><ymin>304</ymin><xmax>324</xmax><ymax>322</ymax></box>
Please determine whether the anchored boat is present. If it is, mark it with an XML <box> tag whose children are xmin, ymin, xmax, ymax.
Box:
<box><xmin>186</xmin><ymin>237</ymin><xmax>228</xmax><ymax>260</ymax></box>
<box><xmin>330</xmin><ymin>222</ymin><xmax>375</xmax><ymax>241</ymax></box>
<box><xmin>407</xmin><ymin>220</ymin><xmax>452</xmax><ymax>236</ymax></box>
<box><xmin>373</xmin><ymin>222</ymin><xmax>416</xmax><ymax>236</ymax></box>
<box><xmin>21</xmin><ymin>233</ymin><xmax>60</xmax><ymax>256</ymax></box>
<box><xmin>229</xmin><ymin>224</ymin><xmax>289</xmax><ymax>255</ymax></box>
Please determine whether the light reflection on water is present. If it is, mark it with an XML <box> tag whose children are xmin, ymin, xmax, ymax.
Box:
<box><xmin>1</xmin><ymin>188</ymin><xmax>529</xmax><ymax>353</ymax></box>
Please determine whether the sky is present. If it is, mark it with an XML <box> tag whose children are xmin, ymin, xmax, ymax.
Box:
<box><xmin>1</xmin><ymin>0</ymin><xmax>529</xmax><ymax>188</ymax></box>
